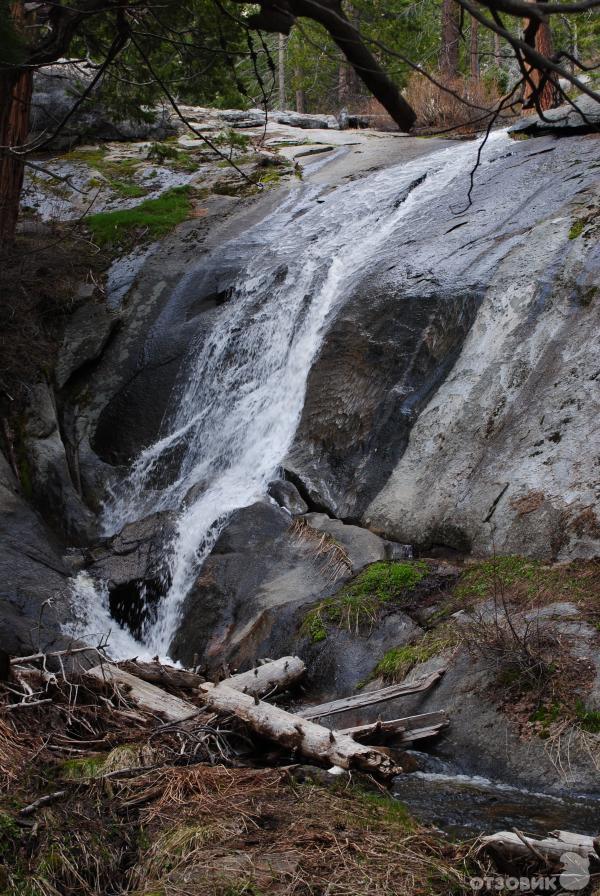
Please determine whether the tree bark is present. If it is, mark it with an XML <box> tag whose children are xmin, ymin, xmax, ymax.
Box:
<box><xmin>440</xmin><ymin>0</ymin><xmax>461</xmax><ymax>78</ymax></box>
<box><xmin>523</xmin><ymin>1</ymin><xmax>562</xmax><ymax>110</ymax></box>
<box><xmin>0</xmin><ymin>4</ymin><xmax>33</xmax><ymax>247</ymax></box>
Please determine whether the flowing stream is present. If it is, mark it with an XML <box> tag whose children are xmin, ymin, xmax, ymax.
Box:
<box><xmin>70</xmin><ymin>131</ymin><xmax>508</xmax><ymax>660</ymax></box>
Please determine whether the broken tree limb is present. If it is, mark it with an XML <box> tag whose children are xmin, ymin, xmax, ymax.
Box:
<box><xmin>11</xmin><ymin>646</ymin><xmax>105</xmax><ymax>665</ymax></box>
<box><xmin>19</xmin><ymin>790</ymin><xmax>66</xmax><ymax>817</ymax></box>
<box><xmin>224</xmin><ymin>657</ymin><xmax>306</xmax><ymax>698</ymax></box>
<box><xmin>298</xmin><ymin>670</ymin><xmax>445</xmax><ymax>720</ymax></box>
<box><xmin>114</xmin><ymin>657</ymin><xmax>304</xmax><ymax>698</ymax></box>
<box><xmin>480</xmin><ymin>830</ymin><xmax>600</xmax><ymax>864</ymax></box>
<box><xmin>337</xmin><ymin>711</ymin><xmax>448</xmax><ymax>744</ymax></box>
<box><xmin>200</xmin><ymin>681</ymin><xmax>401</xmax><ymax>779</ymax></box>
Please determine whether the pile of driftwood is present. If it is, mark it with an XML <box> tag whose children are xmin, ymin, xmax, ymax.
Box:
<box><xmin>87</xmin><ymin>655</ymin><xmax>448</xmax><ymax>779</ymax></box>
<box><xmin>3</xmin><ymin>647</ymin><xmax>448</xmax><ymax>781</ymax></box>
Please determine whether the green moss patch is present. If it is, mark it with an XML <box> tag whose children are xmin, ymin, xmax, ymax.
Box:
<box><xmin>302</xmin><ymin>561</ymin><xmax>428</xmax><ymax>640</ymax></box>
<box><xmin>87</xmin><ymin>186</ymin><xmax>193</xmax><ymax>246</ymax></box>
<box><xmin>58</xmin><ymin>754</ymin><xmax>106</xmax><ymax>780</ymax></box>
<box><xmin>569</xmin><ymin>219</ymin><xmax>585</xmax><ymax>239</ymax></box>
<box><xmin>373</xmin><ymin>627</ymin><xmax>459</xmax><ymax>683</ymax></box>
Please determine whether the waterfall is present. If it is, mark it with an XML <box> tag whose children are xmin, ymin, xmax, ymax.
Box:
<box><xmin>70</xmin><ymin>131</ymin><xmax>508</xmax><ymax>660</ymax></box>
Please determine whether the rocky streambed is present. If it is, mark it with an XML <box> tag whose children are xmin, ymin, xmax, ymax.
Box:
<box><xmin>1</xmin><ymin>100</ymin><xmax>599</xmax><ymax>837</ymax></box>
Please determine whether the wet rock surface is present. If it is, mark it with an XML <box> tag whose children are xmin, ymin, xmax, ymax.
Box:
<box><xmin>286</xmin><ymin>287</ymin><xmax>481</xmax><ymax>519</ymax></box>
<box><xmin>23</xmin><ymin>382</ymin><xmax>96</xmax><ymax>543</ymax></box>
<box><xmin>282</xmin><ymin>132</ymin><xmax>599</xmax><ymax>558</ymax></box>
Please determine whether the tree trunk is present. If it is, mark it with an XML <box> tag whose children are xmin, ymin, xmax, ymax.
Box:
<box><xmin>0</xmin><ymin>4</ymin><xmax>33</xmax><ymax>248</ymax></box>
<box><xmin>494</xmin><ymin>32</ymin><xmax>502</xmax><ymax>67</ymax></box>
<box><xmin>295</xmin><ymin>67</ymin><xmax>305</xmax><ymax>113</ymax></box>
<box><xmin>278</xmin><ymin>33</ymin><xmax>286</xmax><ymax>110</ymax></box>
<box><xmin>523</xmin><ymin>1</ymin><xmax>562</xmax><ymax>110</ymax></box>
<box><xmin>470</xmin><ymin>15</ymin><xmax>479</xmax><ymax>79</ymax></box>
<box><xmin>440</xmin><ymin>0</ymin><xmax>460</xmax><ymax>78</ymax></box>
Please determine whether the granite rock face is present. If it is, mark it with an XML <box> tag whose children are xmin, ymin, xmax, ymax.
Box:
<box><xmin>508</xmin><ymin>95</ymin><xmax>600</xmax><ymax>138</ymax></box>
<box><xmin>30</xmin><ymin>64</ymin><xmax>176</xmax><ymax>149</ymax></box>
<box><xmin>167</xmin><ymin>500</ymin><xmax>406</xmax><ymax>672</ymax></box>
<box><xmin>0</xmin><ymin>454</ymin><xmax>74</xmax><ymax>656</ymax></box>
<box><xmin>285</xmin><ymin>133</ymin><xmax>600</xmax><ymax>559</ymax></box>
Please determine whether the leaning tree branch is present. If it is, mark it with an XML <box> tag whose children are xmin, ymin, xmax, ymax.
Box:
<box><xmin>231</xmin><ymin>0</ymin><xmax>417</xmax><ymax>130</ymax></box>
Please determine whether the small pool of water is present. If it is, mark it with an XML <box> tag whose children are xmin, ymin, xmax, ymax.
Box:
<box><xmin>392</xmin><ymin>753</ymin><xmax>600</xmax><ymax>839</ymax></box>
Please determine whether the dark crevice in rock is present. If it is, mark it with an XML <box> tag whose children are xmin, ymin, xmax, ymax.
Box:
<box><xmin>109</xmin><ymin>577</ymin><xmax>163</xmax><ymax>641</ymax></box>
<box><xmin>283</xmin><ymin>467</ymin><xmax>336</xmax><ymax>516</ymax></box>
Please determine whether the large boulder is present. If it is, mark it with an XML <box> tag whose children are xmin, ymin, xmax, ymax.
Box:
<box><xmin>286</xmin><ymin>286</ymin><xmax>480</xmax><ymax>518</ymax></box>
<box><xmin>84</xmin><ymin>511</ymin><xmax>177</xmax><ymax>637</ymax></box>
<box><xmin>509</xmin><ymin>95</ymin><xmax>600</xmax><ymax>138</ymax></box>
<box><xmin>168</xmin><ymin>500</ymin><xmax>410</xmax><ymax>673</ymax></box>
<box><xmin>30</xmin><ymin>63</ymin><xmax>176</xmax><ymax>149</ymax></box>
<box><xmin>271</xmin><ymin>110</ymin><xmax>339</xmax><ymax>130</ymax></box>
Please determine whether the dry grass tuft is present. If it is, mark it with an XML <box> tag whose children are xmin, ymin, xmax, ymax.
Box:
<box><xmin>289</xmin><ymin>518</ymin><xmax>352</xmax><ymax>582</ymax></box>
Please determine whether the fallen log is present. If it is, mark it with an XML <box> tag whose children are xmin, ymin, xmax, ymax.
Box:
<box><xmin>224</xmin><ymin>656</ymin><xmax>306</xmax><ymax>697</ymax></box>
<box><xmin>480</xmin><ymin>830</ymin><xmax>600</xmax><ymax>864</ymax></box>
<box><xmin>118</xmin><ymin>660</ymin><xmax>205</xmax><ymax>690</ymax></box>
<box><xmin>86</xmin><ymin>657</ymin><xmax>307</xmax><ymax>722</ymax></box>
<box><xmin>337</xmin><ymin>711</ymin><xmax>448</xmax><ymax>744</ymax></box>
<box><xmin>200</xmin><ymin>681</ymin><xmax>401</xmax><ymax>779</ymax></box>
<box><xmin>86</xmin><ymin>664</ymin><xmax>196</xmax><ymax>721</ymax></box>
<box><xmin>298</xmin><ymin>670</ymin><xmax>445</xmax><ymax>720</ymax></box>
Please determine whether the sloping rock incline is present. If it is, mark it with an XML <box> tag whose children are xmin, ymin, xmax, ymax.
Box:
<box><xmin>288</xmin><ymin>131</ymin><xmax>599</xmax><ymax>559</ymax></box>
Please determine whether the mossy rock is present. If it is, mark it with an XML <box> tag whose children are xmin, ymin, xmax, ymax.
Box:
<box><xmin>302</xmin><ymin>561</ymin><xmax>428</xmax><ymax>641</ymax></box>
<box><xmin>59</xmin><ymin>755</ymin><xmax>106</xmax><ymax>780</ymax></box>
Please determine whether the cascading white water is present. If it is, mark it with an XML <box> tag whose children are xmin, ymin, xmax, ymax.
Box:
<box><xmin>71</xmin><ymin>131</ymin><xmax>508</xmax><ymax>659</ymax></box>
